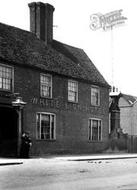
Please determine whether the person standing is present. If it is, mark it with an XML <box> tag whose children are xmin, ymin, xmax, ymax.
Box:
<box><xmin>20</xmin><ymin>132</ymin><xmax>32</xmax><ymax>158</ymax></box>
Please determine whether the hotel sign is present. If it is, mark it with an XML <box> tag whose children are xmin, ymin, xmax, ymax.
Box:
<box><xmin>90</xmin><ymin>9</ymin><xmax>127</xmax><ymax>31</ymax></box>
<box><xmin>30</xmin><ymin>97</ymin><xmax>103</xmax><ymax>115</ymax></box>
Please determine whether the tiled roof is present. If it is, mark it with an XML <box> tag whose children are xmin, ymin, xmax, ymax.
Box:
<box><xmin>121</xmin><ymin>93</ymin><xmax>137</xmax><ymax>105</ymax></box>
<box><xmin>0</xmin><ymin>22</ymin><xmax>109</xmax><ymax>87</ymax></box>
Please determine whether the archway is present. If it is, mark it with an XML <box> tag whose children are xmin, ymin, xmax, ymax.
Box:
<box><xmin>0</xmin><ymin>106</ymin><xmax>18</xmax><ymax>157</ymax></box>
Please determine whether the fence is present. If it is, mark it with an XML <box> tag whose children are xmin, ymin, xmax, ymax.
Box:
<box><xmin>127</xmin><ymin>135</ymin><xmax>137</xmax><ymax>153</ymax></box>
<box><xmin>108</xmin><ymin>135</ymin><xmax>137</xmax><ymax>153</ymax></box>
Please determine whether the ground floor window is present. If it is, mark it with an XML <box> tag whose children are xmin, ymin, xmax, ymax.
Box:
<box><xmin>36</xmin><ymin>112</ymin><xmax>56</xmax><ymax>140</ymax></box>
<box><xmin>88</xmin><ymin>118</ymin><xmax>102</xmax><ymax>141</ymax></box>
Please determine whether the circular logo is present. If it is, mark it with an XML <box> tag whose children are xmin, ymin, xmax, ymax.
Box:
<box><xmin>90</xmin><ymin>14</ymin><xmax>102</xmax><ymax>30</ymax></box>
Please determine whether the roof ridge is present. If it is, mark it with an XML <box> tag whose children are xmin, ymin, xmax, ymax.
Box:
<box><xmin>122</xmin><ymin>93</ymin><xmax>137</xmax><ymax>99</ymax></box>
<box><xmin>53</xmin><ymin>40</ymin><xmax>83</xmax><ymax>51</ymax></box>
<box><xmin>121</xmin><ymin>93</ymin><xmax>137</xmax><ymax>105</ymax></box>
<box><xmin>0</xmin><ymin>22</ymin><xmax>33</xmax><ymax>35</ymax></box>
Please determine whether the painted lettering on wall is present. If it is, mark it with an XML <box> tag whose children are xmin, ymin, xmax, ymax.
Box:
<box><xmin>30</xmin><ymin>97</ymin><xmax>100</xmax><ymax>114</ymax></box>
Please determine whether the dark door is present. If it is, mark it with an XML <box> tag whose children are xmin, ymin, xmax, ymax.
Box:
<box><xmin>0</xmin><ymin>106</ymin><xmax>18</xmax><ymax>157</ymax></box>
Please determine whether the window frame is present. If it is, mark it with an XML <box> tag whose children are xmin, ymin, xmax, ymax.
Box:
<box><xmin>91</xmin><ymin>86</ymin><xmax>100</xmax><ymax>106</ymax></box>
<box><xmin>40</xmin><ymin>73</ymin><xmax>52</xmax><ymax>98</ymax></box>
<box><xmin>36</xmin><ymin>112</ymin><xmax>56</xmax><ymax>141</ymax></box>
<box><xmin>0</xmin><ymin>63</ymin><xmax>14</xmax><ymax>92</ymax></box>
<box><xmin>88</xmin><ymin>118</ymin><xmax>102</xmax><ymax>141</ymax></box>
<box><xmin>68</xmin><ymin>79</ymin><xmax>78</xmax><ymax>103</ymax></box>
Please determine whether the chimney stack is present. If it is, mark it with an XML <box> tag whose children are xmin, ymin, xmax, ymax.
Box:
<box><xmin>28</xmin><ymin>2</ymin><xmax>55</xmax><ymax>45</ymax></box>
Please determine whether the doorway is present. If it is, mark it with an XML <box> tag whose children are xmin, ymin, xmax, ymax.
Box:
<box><xmin>0</xmin><ymin>106</ymin><xmax>18</xmax><ymax>157</ymax></box>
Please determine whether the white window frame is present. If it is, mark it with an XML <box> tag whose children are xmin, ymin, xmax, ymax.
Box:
<box><xmin>0</xmin><ymin>63</ymin><xmax>14</xmax><ymax>92</ymax></box>
<box><xmin>68</xmin><ymin>80</ymin><xmax>78</xmax><ymax>103</ymax></box>
<box><xmin>40</xmin><ymin>73</ymin><xmax>52</xmax><ymax>98</ymax></box>
<box><xmin>91</xmin><ymin>86</ymin><xmax>100</xmax><ymax>106</ymax></box>
<box><xmin>88</xmin><ymin>118</ymin><xmax>102</xmax><ymax>141</ymax></box>
<box><xmin>36</xmin><ymin>112</ymin><xmax>56</xmax><ymax>140</ymax></box>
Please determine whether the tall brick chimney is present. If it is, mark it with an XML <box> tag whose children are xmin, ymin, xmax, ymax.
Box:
<box><xmin>28</xmin><ymin>2</ymin><xmax>54</xmax><ymax>45</ymax></box>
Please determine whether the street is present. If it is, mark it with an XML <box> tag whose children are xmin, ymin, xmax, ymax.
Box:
<box><xmin>1</xmin><ymin>157</ymin><xmax>137</xmax><ymax>190</ymax></box>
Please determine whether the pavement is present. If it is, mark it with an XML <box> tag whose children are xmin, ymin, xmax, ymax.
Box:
<box><xmin>1</xmin><ymin>153</ymin><xmax>137</xmax><ymax>166</ymax></box>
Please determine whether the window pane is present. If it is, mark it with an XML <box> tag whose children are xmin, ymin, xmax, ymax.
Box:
<box><xmin>89</xmin><ymin>120</ymin><xmax>91</xmax><ymax>140</ymax></box>
<box><xmin>91</xmin><ymin>87</ymin><xmax>100</xmax><ymax>106</ymax></box>
<box><xmin>51</xmin><ymin>115</ymin><xmax>55</xmax><ymax>139</ymax></box>
<box><xmin>92</xmin><ymin>126</ymin><xmax>98</xmax><ymax>140</ymax></box>
<box><xmin>36</xmin><ymin>114</ymin><xmax>40</xmax><ymax>139</ymax></box>
<box><xmin>89</xmin><ymin>119</ymin><xmax>102</xmax><ymax>141</ymax></box>
<box><xmin>98</xmin><ymin>121</ymin><xmax>101</xmax><ymax>140</ymax></box>
<box><xmin>41</xmin><ymin>85</ymin><xmax>50</xmax><ymax>97</ymax></box>
<box><xmin>40</xmin><ymin>74</ymin><xmax>52</xmax><ymax>98</ymax></box>
<box><xmin>92</xmin><ymin>120</ymin><xmax>98</xmax><ymax>140</ymax></box>
<box><xmin>41</xmin><ymin>114</ymin><xmax>50</xmax><ymax>140</ymax></box>
<box><xmin>68</xmin><ymin>91</ymin><xmax>75</xmax><ymax>102</ymax></box>
<box><xmin>0</xmin><ymin>77</ymin><xmax>2</xmax><ymax>88</ymax></box>
<box><xmin>68</xmin><ymin>80</ymin><xmax>78</xmax><ymax>102</ymax></box>
<box><xmin>0</xmin><ymin>65</ymin><xmax>13</xmax><ymax>91</ymax></box>
<box><xmin>36</xmin><ymin>113</ymin><xmax>55</xmax><ymax>140</ymax></box>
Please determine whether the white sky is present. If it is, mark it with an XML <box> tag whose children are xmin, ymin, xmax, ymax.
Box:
<box><xmin>0</xmin><ymin>0</ymin><xmax>136</xmax><ymax>96</ymax></box>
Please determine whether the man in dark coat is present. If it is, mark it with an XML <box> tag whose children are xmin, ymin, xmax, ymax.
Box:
<box><xmin>20</xmin><ymin>132</ymin><xmax>32</xmax><ymax>158</ymax></box>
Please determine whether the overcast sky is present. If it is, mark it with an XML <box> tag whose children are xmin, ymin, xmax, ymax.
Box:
<box><xmin>0</xmin><ymin>0</ymin><xmax>136</xmax><ymax>95</ymax></box>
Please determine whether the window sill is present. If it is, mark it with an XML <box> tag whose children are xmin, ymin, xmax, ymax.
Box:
<box><xmin>0</xmin><ymin>89</ymin><xmax>13</xmax><ymax>93</ymax></box>
<box><xmin>88</xmin><ymin>140</ymin><xmax>103</xmax><ymax>143</ymax></box>
<box><xmin>40</xmin><ymin>96</ymin><xmax>53</xmax><ymax>100</ymax></box>
<box><xmin>36</xmin><ymin>139</ymin><xmax>56</xmax><ymax>142</ymax></box>
<box><xmin>90</xmin><ymin>104</ymin><xmax>100</xmax><ymax>107</ymax></box>
<box><xmin>67</xmin><ymin>100</ymin><xmax>78</xmax><ymax>104</ymax></box>
<box><xmin>0</xmin><ymin>91</ymin><xmax>13</xmax><ymax>97</ymax></box>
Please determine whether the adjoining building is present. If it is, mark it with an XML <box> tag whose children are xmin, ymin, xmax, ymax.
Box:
<box><xmin>109</xmin><ymin>87</ymin><xmax>137</xmax><ymax>152</ymax></box>
<box><xmin>0</xmin><ymin>2</ymin><xmax>110</xmax><ymax>157</ymax></box>
<box><xmin>119</xmin><ymin>94</ymin><xmax>137</xmax><ymax>135</ymax></box>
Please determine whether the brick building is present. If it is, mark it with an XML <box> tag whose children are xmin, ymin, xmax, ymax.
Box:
<box><xmin>0</xmin><ymin>2</ymin><xmax>110</xmax><ymax>157</ymax></box>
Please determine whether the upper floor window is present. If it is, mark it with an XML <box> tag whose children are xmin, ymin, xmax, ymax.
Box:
<box><xmin>91</xmin><ymin>86</ymin><xmax>100</xmax><ymax>106</ymax></box>
<box><xmin>36</xmin><ymin>112</ymin><xmax>56</xmax><ymax>140</ymax></box>
<box><xmin>40</xmin><ymin>74</ymin><xmax>52</xmax><ymax>98</ymax></box>
<box><xmin>0</xmin><ymin>64</ymin><xmax>13</xmax><ymax>91</ymax></box>
<box><xmin>88</xmin><ymin>118</ymin><xmax>102</xmax><ymax>141</ymax></box>
<box><xmin>68</xmin><ymin>80</ymin><xmax>78</xmax><ymax>102</ymax></box>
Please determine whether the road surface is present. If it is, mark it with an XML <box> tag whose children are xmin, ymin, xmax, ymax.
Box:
<box><xmin>1</xmin><ymin>157</ymin><xmax>137</xmax><ymax>190</ymax></box>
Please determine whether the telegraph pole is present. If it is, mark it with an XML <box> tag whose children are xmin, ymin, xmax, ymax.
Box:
<box><xmin>90</xmin><ymin>9</ymin><xmax>127</xmax><ymax>150</ymax></box>
<box><xmin>90</xmin><ymin>9</ymin><xmax>127</xmax><ymax>89</ymax></box>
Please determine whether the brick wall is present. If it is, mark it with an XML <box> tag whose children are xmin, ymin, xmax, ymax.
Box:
<box><xmin>13</xmin><ymin>64</ymin><xmax>109</xmax><ymax>155</ymax></box>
